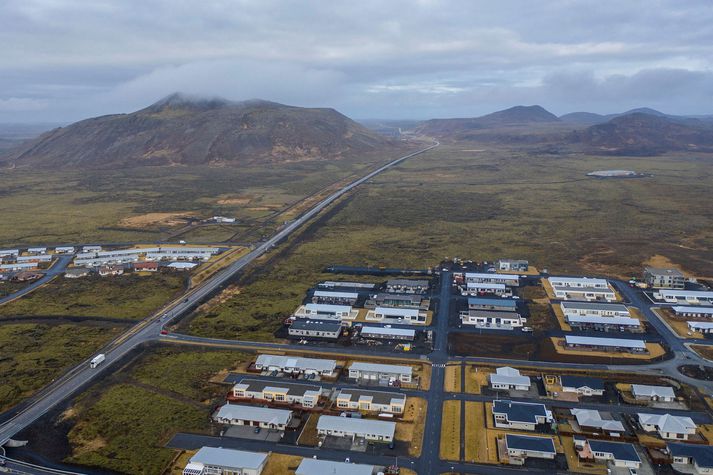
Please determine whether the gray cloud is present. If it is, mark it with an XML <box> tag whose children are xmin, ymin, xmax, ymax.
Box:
<box><xmin>1</xmin><ymin>0</ymin><xmax>712</xmax><ymax>122</ymax></box>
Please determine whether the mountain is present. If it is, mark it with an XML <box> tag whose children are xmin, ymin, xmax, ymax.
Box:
<box><xmin>559</xmin><ymin>112</ymin><xmax>607</xmax><ymax>125</ymax></box>
<box><xmin>416</xmin><ymin>105</ymin><xmax>560</xmax><ymax>137</ymax></box>
<box><xmin>1</xmin><ymin>93</ymin><xmax>394</xmax><ymax>168</ymax></box>
<box><xmin>572</xmin><ymin>112</ymin><xmax>713</xmax><ymax>155</ymax></box>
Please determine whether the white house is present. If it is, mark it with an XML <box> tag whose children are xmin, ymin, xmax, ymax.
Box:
<box><xmin>463</xmin><ymin>282</ymin><xmax>511</xmax><ymax>297</ymax></box>
<box><xmin>498</xmin><ymin>259</ymin><xmax>529</xmax><ymax>272</ymax></box>
<box><xmin>293</xmin><ymin>303</ymin><xmax>357</xmax><ymax>323</ymax></box>
<box><xmin>460</xmin><ymin>310</ymin><xmax>524</xmax><ymax>329</ymax></box>
<box><xmin>317</xmin><ymin>415</ymin><xmax>395</xmax><ymax>442</ymax></box>
<box><xmin>254</xmin><ymin>355</ymin><xmax>337</xmax><ymax>377</ymax></box>
<box><xmin>669</xmin><ymin>443</ymin><xmax>713</xmax><ymax>475</ymax></box>
<box><xmin>366</xmin><ymin>306</ymin><xmax>426</xmax><ymax>324</ymax></box>
<box><xmin>564</xmin><ymin>335</ymin><xmax>647</xmax><ymax>353</ymax></box>
<box><xmin>565</xmin><ymin>315</ymin><xmax>641</xmax><ymax>332</ymax></box>
<box><xmin>561</xmin><ymin>301</ymin><xmax>631</xmax><ymax>318</ymax></box>
<box><xmin>465</xmin><ymin>272</ymin><xmax>520</xmax><ymax>287</ymax></box>
<box><xmin>335</xmin><ymin>388</ymin><xmax>407</xmax><ymax>414</ymax></box>
<box><xmin>549</xmin><ymin>277</ymin><xmax>609</xmax><ymax>289</ymax></box>
<box><xmin>231</xmin><ymin>379</ymin><xmax>322</xmax><ymax>408</ymax></box>
<box><xmin>182</xmin><ymin>447</ymin><xmax>268</xmax><ymax>475</ymax></box>
<box><xmin>688</xmin><ymin>321</ymin><xmax>713</xmax><ymax>334</ymax></box>
<box><xmin>359</xmin><ymin>326</ymin><xmax>416</xmax><ymax>341</ymax></box>
<box><xmin>631</xmin><ymin>384</ymin><xmax>676</xmax><ymax>402</ymax></box>
<box><xmin>505</xmin><ymin>434</ymin><xmax>556</xmax><ymax>465</ymax></box>
<box><xmin>673</xmin><ymin>306</ymin><xmax>713</xmax><ymax>318</ymax></box>
<box><xmin>570</xmin><ymin>409</ymin><xmax>625</xmax><ymax>435</ymax></box>
<box><xmin>295</xmin><ymin>459</ymin><xmax>376</xmax><ymax>475</ymax></box>
<box><xmin>348</xmin><ymin>362</ymin><xmax>412</xmax><ymax>384</ymax></box>
<box><xmin>489</xmin><ymin>367</ymin><xmax>531</xmax><ymax>391</ymax></box>
<box><xmin>492</xmin><ymin>400</ymin><xmax>553</xmax><ymax>431</ymax></box>
<box><xmin>579</xmin><ymin>439</ymin><xmax>641</xmax><ymax>469</ymax></box>
<box><xmin>638</xmin><ymin>413</ymin><xmax>697</xmax><ymax>440</ymax></box>
<box><xmin>560</xmin><ymin>375</ymin><xmax>605</xmax><ymax>397</ymax></box>
<box><xmin>213</xmin><ymin>404</ymin><xmax>293</xmax><ymax>430</ymax></box>
<box><xmin>655</xmin><ymin>289</ymin><xmax>713</xmax><ymax>305</ymax></box>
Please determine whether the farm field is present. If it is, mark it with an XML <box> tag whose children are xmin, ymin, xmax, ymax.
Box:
<box><xmin>0</xmin><ymin>273</ymin><xmax>186</xmax><ymax>319</ymax></box>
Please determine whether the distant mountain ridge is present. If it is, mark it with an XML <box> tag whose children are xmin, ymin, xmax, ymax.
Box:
<box><xmin>416</xmin><ymin>105</ymin><xmax>560</xmax><ymax>136</ymax></box>
<box><xmin>1</xmin><ymin>93</ymin><xmax>395</xmax><ymax>168</ymax></box>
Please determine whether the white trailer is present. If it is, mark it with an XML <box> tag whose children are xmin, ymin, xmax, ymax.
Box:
<box><xmin>90</xmin><ymin>354</ymin><xmax>106</xmax><ymax>368</ymax></box>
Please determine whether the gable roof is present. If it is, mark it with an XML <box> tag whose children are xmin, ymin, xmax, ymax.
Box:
<box><xmin>295</xmin><ymin>458</ymin><xmax>375</xmax><ymax>475</ymax></box>
<box><xmin>669</xmin><ymin>443</ymin><xmax>713</xmax><ymax>469</ymax></box>
<box><xmin>638</xmin><ymin>413</ymin><xmax>696</xmax><ymax>433</ymax></box>
<box><xmin>492</xmin><ymin>400</ymin><xmax>549</xmax><ymax>424</ymax></box>
<box><xmin>631</xmin><ymin>384</ymin><xmax>675</xmax><ymax>399</ymax></box>
<box><xmin>570</xmin><ymin>409</ymin><xmax>624</xmax><ymax>432</ymax></box>
<box><xmin>490</xmin><ymin>367</ymin><xmax>531</xmax><ymax>387</ymax></box>
<box><xmin>587</xmin><ymin>440</ymin><xmax>640</xmax><ymax>463</ymax></box>
<box><xmin>189</xmin><ymin>447</ymin><xmax>268</xmax><ymax>471</ymax></box>
<box><xmin>560</xmin><ymin>375</ymin><xmax>605</xmax><ymax>391</ymax></box>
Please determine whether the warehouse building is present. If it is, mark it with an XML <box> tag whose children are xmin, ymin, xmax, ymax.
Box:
<box><xmin>552</xmin><ymin>285</ymin><xmax>616</xmax><ymax>302</ymax></box>
<box><xmin>213</xmin><ymin>404</ymin><xmax>293</xmax><ymax>430</ymax></box>
<box><xmin>320</xmin><ymin>281</ymin><xmax>376</xmax><ymax>290</ymax></box>
<box><xmin>366</xmin><ymin>306</ymin><xmax>426</xmax><ymax>324</ymax></box>
<box><xmin>254</xmin><ymin>355</ymin><xmax>337</xmax><ymax>377</ymax></box>
<box><xmin>288</xmin><ymin>320</ymin><xmax>342</xmax><ymax>339</ymax></box>
<box><xmin>468</xmin><ymin>297</ymin><xmax>518</xmax><ymax>312</ymax></box>
<box><xmin>564</xmin><ymin>335</ymin><xmax>647</xmax><ymax>353</ymax></box>
<box><xmin>317</xmin><ymin>415</ymin><xmax>395</xmax><ymax>442</ymax></box>
<box><xmin>560</xmin><ymin>302</ymin><xmax>630</xmax><ymax>318</ymax></box>
<box><xmin>232</xmin><ymin>379</ymin><xmax>322</xmax><ymax>408</ymax></box>
<box><xmin>359</xmin><ymin>326</ymin><xmax>416</xmax><ymax>341</ymax></box>
<box><xmin>549</xmin><ymin>277</ymin><xmax>609</xmax><ymax>289</ymax></box>
<box><xmin>335</xmin><ymin>388</ymin><xmax>406</xmax><ymax>414</ymax></box>
<box><xmin>348</xmin><ymin>362</ymin><xmax>413</xmax><ymax>384</ymax></box>
<box><xmin>505</xmin><ymin>434</ymin><xmax>556</xmax><ymax>464</ymax></box>
<box><xmin>182</xmin><ymin>447</ymin><xmax>268</xmax><ymax>475</ymax></box>
<box><xmin>566</xmin><ymin>315</ymin><xmax>642</xmax><ymax>332</ymax></box>
<box><xmin>644</xmin><ymin>267</ymin><xmax>686</xmax><ymax>289</ymax></box>
<box><xmin>293</xmin><ymin>303</ymin><xmax>357</xmax><ymax>323</ymax></box>
<box><xmin>460</xmin><ymin>310</ymin><xmax>524</xmax><ymax>329</ymax></box>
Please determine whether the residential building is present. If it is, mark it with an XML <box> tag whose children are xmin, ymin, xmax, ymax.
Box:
<box><xmin>492</xmin><ymin>400</ymin><xmax>553</xmax><ymax>431</ymax></box>
<box><xmin>565</xmin><ymin>315</ymin><xmax>642</xmax><ymax>332</ymax></box>
<box><xmin>560</xmin><ymin>376</ymin><xmax>605</xmax><ymax>396</ymax></box>
<box><xmin>211</xmin><ymin>216</ymin><xmax>236</xmax><ymax>223</ymax></box>
<box><xmin>688</xmin><ymin>321</ymin><xmax>713</xmax><ymax>334</ymax></box>
<box><xmin>254</xmin><ymin>355</ymin><xmax>337</xmax><ymax>377</ymax></box>
<box><xmin>570</xmin><ymin>409</ymin><xmax>625</xmax><ymax>435</ymax></box>
<box><xmin>549</xmin><ymin>277</ymin><xmax>609</xmax><ymax>289</ymax></box>
<box><xmin>0</xmin><ymin>249</ymin><xmax>19</xmax><ymax>257</ymax></box>
<box><xmin>463</xmin><ymin>282</ymin><xmax>511</xmax><ymax>297</ymax></box>
<box><xmin>552</xmin><ymin>285</ymin><xmax>616</xmax><ymax>302</ymax></box>
<box><xmin>294</xmin><ymin>303</ymin><xmax>357</xmax><ymax>323</ymax></box>
<box><xmin>490</xmin><ymin>367</ymin><xmax>531</xmax><ymax>391</ymax></box>
<box><xmin>133</xmin><ymin>261</ymin><xmax>158</xmax><ymax>272</ymax></box>
<box><xmin>631</xmin><ymin>384</ymin><xmax>676</xmax><ymax>402</ymax></box>
<box><xmin>182</xmin><ymin>447</ymin><xmax>268</xmax><ymax>475</ymax></box>
<box><xmin>638</xmin><ymin>413</ymin><xmax>697</xmax><ymax>440</ymax></box>
<box><xmin>27</xmin><ymin>247</ymin><xmax>47</xmax><ymax>254</ymax></box>
<box><xmin>54</xmin><ymin>246</ymin><xmax>75</xmax><ymax>254</ymax></box>
<box><xmin>468</xmin><ymin>297</ymin><xmax>517</xmax><ymax>312</ymax></box>
<box><xmin>311</xmin><ymin>290</ymin><xmax>359</xmax><ymax>305</ymax></box>
<box><xmin>167</xmin><ymin>262</ymin><xmax>198</xmax><ymax>270</ymax></box>
<box><xmin>560</xmin><ymin>302</ymin><xmax>631</xmax><ymax>318</ymax></box>
<box><xmin>498</xmin><ymin>259</ymin><xmax>529</xmax><ymax>272</ymax></box>
<box><xmin>564</xmin><ymin>335</ymin><xmax>647</xmax><ymax>353</ymax></box>
<box><xmin>317</xmin><ymin>415</ymin><xmax>395</xmax><ymax>442</ymax></box>
<box><xmin>295</xmin><ymin>459</ymin><xmax>376</xmax><ymax>475</ymax></box>
<box><xmin>348</xmin><ymin>362</ymin><xmax>412</xmax><ymax>384</ymax></box>
<box><xmin>335</xmin><ymin>388</ymin><xmax>407</xmax><ymax>414</ymax></box>
<box><xmin>505</xmin><ymin>434</ymin><xmax>556</xmax><ymax>465</ymax></box>
<box><xmin>669</xmin><ymin>443</ymin><xmax>713</xmax><ymax>475</ymax></box>
<box><xmin>374</xmin><ymin>292</ymin><xmax>423</xmax><ymax>308</ymax></box>
<box><xmin>460</xmin><ymin>310</ymin><xmax>524</xmax><ymax>328</ymax></box>
<box><xmin>385</xmin><ymin>279</ymin><xmax>429</xmax><ymax>294</ymax></box>
<box><xmin>98</xmin><ymin>265</ymin><xmax>124</xmax><ymax>277</ymax></box>
<box><xmin>17</xmin><ymin>254</ymin><xmax>52</xmax><ymax>262</ymax></box>
<box><xmin>64</xmin><ymin>268</ymin><xmax>90</xmax><ymax>279</ymax></box>
<box><xmin>0</xmin><ymin>263</ymin><xmax>37</xmax><ymax>271</ymax></box>
<box><xmin>288</xmin><ymin>320</ymin><xmax>342</xmax><ymax>339</ymax></box>
<box><xmin>366</xmin><ymin>306</ymin><xmax>426</xmax><ymax>324</ymax></box>
<box><xmin>672</xmin><ymin>306</ymin><xmax>713</xmax><ymax>318</ymax></box>
<box><xmin>231</xmin><ymin>379</ymin><xmax>322</xmax><ymax>408</ymax></box>
<box><xmin>655</xmin><ymin>289</ymin><xmax>713</xmax><ymax>305</ymax></box>
<box><xmin>644</xmin><ymin>267</ymin><xmax>686</xmax><ymax>289</ymax></box>
<box><xmin>320</xmin><ymin>281</ymin><xmax>376</xmax><ymax>290</ymax></box>
<box><xmin>579</xmin><ymin>439</ymin><xmax>641</xmax><ymax>469</ymax></box>
<box><xmin>359</xmin><ymin>326</ymin><xmax>416</xmax><ymax>341</ymax></box>
<box><xmin>213</xmin><ymin>404</ymin><xmax>293</xmax><ymax>430</ymax></box>
<box><xmin>465</xmin><ymin>272</ymin><xmax>520</xmax><ymax>287</ymax></box>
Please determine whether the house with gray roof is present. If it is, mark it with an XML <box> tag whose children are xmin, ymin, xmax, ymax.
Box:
<box><xmin>335</xmin><ymin>388</ymin><xmax>406</xmax><ymax>414</ymax></box>
<box><xmin>489</xmin><ymin>367</ymin><xmax>531</xmax><ymax>391</ymax></box>
<box><xmin>295</xmin><ymin>458</ymin><xmax>376</xmax><ymax>475</ymax></box>
<box><xmin>214</xmin><ymin>404</ymin><xmax>293</xmax><ymax>430</ymax></box>
<box><xmin>638</xmin><ymin>413</ymin><xmax>697</xmax><ymax>440</ymax></box>
<box><xmin>182</xmin><ymin>447</ymin><xmax>268</xmax><ymax>475</ymax></box>
<box><xmin>570</xmin><ymin>409</ymin><xmax>625</xmax><ymax>435</ymax></box>
<box><xmin>231</xmin><ymin>379</ymin><xmax>322</xmax><ymax>408</ymax></box>
<box><xmin>560</xmin><ymin>375</ymin><xmax>605</xmax><ymax>396</ymax></box>
<box><xmin>631</xmin><ymin>384</ymin><xmax>676</xmax><ymax>402</ymax></box>
<box><xmin>348</xmin><ymin>362</ymin><xmax>412</xmax><ymax>383</ymax></box>
<box><xmin>288</xmin><ymin>320</ymin><xmax>342</xmax><ymax>339</ymax></box>
<box><xmin>317</xmin><ymin>415</ymin><xmax>395</xmax><ymax>442</ymax></box>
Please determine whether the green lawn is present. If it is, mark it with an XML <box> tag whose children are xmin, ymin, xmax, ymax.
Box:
<box><xmin>0</xmin><ymin>322</ymin><xmax>124</xmax><ymax>412</ymax></box>
<box><xmin>0</xmin><ymin>273</ymin><xmax>186</xmax><ymax>319</ymax></box>
<box><xmin>62</xmin><ymin>347</ymin><xmax>250</xmax><ymax>475</ymax></box>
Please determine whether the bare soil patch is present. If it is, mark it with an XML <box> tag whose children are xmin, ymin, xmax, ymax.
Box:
<box><xmin>119</xmin><ymin>212</ymin><xmax>195</xmax><ymax>228</ymax></box>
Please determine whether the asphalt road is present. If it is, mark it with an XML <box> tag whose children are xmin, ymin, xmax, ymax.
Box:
<box><xmin>0</xmin><ymin>255</ymin><xmax>71</xmax><ymax>306</ymax></box>
<box><xmin>0</xmin><ymin>141</ymin><xmax>440</xmax><ymax>451</ymax></box>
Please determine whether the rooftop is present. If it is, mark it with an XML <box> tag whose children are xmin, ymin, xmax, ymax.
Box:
<box><xmin>631</xmin><ymin>384</ymin><xmax>675</xmax><ymax>399</ymax></box>
<box><xmin>189</xmin><ymin>446</ymin><xmax>268</xmax><ymax>470</ymax></box>
<box><xmin>317</xmin><ymin>415</ymin><xmax>396</xmax><ymax>438</ymax></box>
<box><xmin>233</xmin><ymin>378</ymin><xmax>322</xmax><ymax>398</ymax></box>
<box><xmin>493</xmin><ymin>400</ymin><xmax>549</xmax><ymax>424</ymax></box>
<box><xmin>349</xmin><ymin>361</ymin><xmax>412</xmax><ymax>376</ymax></box>
<box><xmin>336</xmin><ymin>388</ymin><xmax>406</xmax><ymax>406</ymax></box>
<box><xmin>638</xmin><ymin>413</ymin><xmax>696</xmax><ymax>433</ymax></box>
<box><xmin>645</xmin><ymin>267</ymin><xmax>684</xmax><ymax>278</ymax></box>
<box><xmin>295</xmin><ymin>458</ymin><xmax>376</xmax><ymax>475</ymax></box>
<box><xmin>669</xmin><ymin>443</ymin><xmax>713</xmax><ymax>469</ymax></box>
<box><xmin>505</xmin><ymin>434</ymin><xmax>556</xmax><ymax>453</ymax></box>
<box><xmin>560</xmin><ymin>375</ymin><xmax>605</xmax><ymax>391</ymax></box>
<box><xmin>360</xmin><ymin>326</ymin><xmax>416</xmax><ymax>338</ymax></box>
<box><xmin>255</xmin><ymin>354</ymin><xmax>337</xmax><ymax>373</ymax></box>
<box><xmin>565</xmin><ymin>335</ymin><xmax>646</xmax><ymax>349</ymax></box>
<box><xmin>215</xmin><ymin>404</ymin><xmax>292</xmax><ymax>425</ymax></box>
<box><xmin>290</xmin><ymin>320</ymin><xmax>342</xmax><ymax>333</ymax></box>
<box><xmin>561</xmin><ymin>301</ymin><xmax>629</xmax><ymax>312</ymax></box>
<box><xmin>566</xmin><ymin>315</ymin><xmax>640</xmax><ymax>326</ymax></box>
<box><xmin>468</xmin><ymin>297</ymin><xmax>517</xmax><ymax>307</ymax></box>
<box><xmin>587</xmin><ymin>440</ymin><xmax>641</xmax><ymax>462</ymax></box>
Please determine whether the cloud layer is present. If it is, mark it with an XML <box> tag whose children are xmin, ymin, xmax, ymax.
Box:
<box><xmin>1</xmin><ymin>0</ymin><xmax>712</xmax><ymax>122</ymax></box>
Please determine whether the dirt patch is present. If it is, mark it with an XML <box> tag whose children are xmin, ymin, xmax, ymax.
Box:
<box><xmin>120</xmin><ymin>212</ymin><xmax>195</xmax><ymax>228</ymax></box>
<box><xmin>216</xmin><ymin>196</ymin><xmax>252</xmax><ymax>206</ymax></box>
<box><xmin>449</xmin><ymin>333</ymin><xmax>537</xmax><ymax>360</ymax></box>
<box><xmin>577</xmin><ymin>247</ymin><xmax>629</xmax><ymax>279</ymax></box>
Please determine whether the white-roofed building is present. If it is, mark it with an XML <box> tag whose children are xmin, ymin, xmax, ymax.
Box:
<box><xmin>630</xmin><ymin>384</ymin><xmax>676</xmax><ymax>402</ymax></box>
<box><xmin>295</xmin><ymin>458</ymin><xmax>376</xmax><ymax>475</ymax></box>
<box><xmin>359</xmin><ymin>326</ymin><xmax>416</xmax><ymax>341</ymax></box>
<box><xmin>460</xmin><ymin>310</ymin><xmax>524</xmax><ymax>329</ymax></box>
<box><xmin>688</xmin><ymin>321</ymin><xmax>713</xmax><ymax>334</ymax></box>
<box><xmin>564</xmin><ymin>336</ymin><xmax>647</xmax><ymax>353</ymax></box>
<box><xmin>254</xmin><ymin>354</ymin><xmax>336</xmax><ymax>377</ymax></box>
<box><xmin>565</xmin><ymin>315</ymin><xmax>641</xmax><ymax>332</ymax></box>
<box><xmin>27</xmin><ymin>247</ymin><xmax>47</xmax><ymax>254</ymax></box>
<box><xmin>348</xmin><ymin>362</ymin><xmax>412</xmax><ymax>383</ymax></box>
<box><xmin>293</xmin><ymin>303</ymin><xmax>357</xmax><ymax>323</ymax></box>
<box><xmin>549</xmin><ymin>277</ymin><xmax>609</xmax><ymax>289</ymax></box>
<box><xmin>365</xmin><ymin>306</ymin><xmax>426</xmax><ymax>325</ymax></box>
<box><xmin>335</xmin><ymin>388</ymin><xmax>406</xmax><ymax>414</ymax></box>
<box><xmin>638</xmin><ymin>413</ymin><xmax>697</xmax><ymax>440</ymax></box>
<box><xmin>182</xmin><ymin>447</ymin><xmax>268</xmax><ymax>475</ymax></box>
<box><xmin>570</xmin><ymin>409</ymin><xmax>625</xmax><ymax>435</ymax></box>
<box><xmin>312</xmin><ymin>290</ymin><xmax>359</xmax><ymax>305</ymax></box>
<box><xmin>317</xmin><ymin>415</ymin><xmax>395</xmax><ymax>442</ymax></box>
<box><xmin>167</xmin><ymin>261</ymin><xmax>198</xmax><ymax>270</ymax></box>
<box><xmin>465</xmin><ymin>272</ymin><xmax>520</xmax><ymax>286</ymax></box>
<box><xmin>463</xmin><ymin>282</ymin><xmax>511</xmax><ymax>296</ymax></box>
<box><xmin>489</xmin><ymin>367</ymin><xmax>531</xmax><ymax>391</ymax></box>
<box><xmin>231</xmin><ymin>379</ymin><xmax>322</xmax><ymax>408</ymax></box>
<box><xmin>54</xmin><ymin>246</ymin><xmax>75</xmax><ymax>254</ymax></box>
<box><xmin>560</xmin><ymin>302</ymin><xmax>630</xmax><ymax>318</ymax></box>
<box><xmin>214</xmin><ymin>404</ymin><xmax>293</xmax><ymax>430</ymax></box>
<box><xmin>655</xmin><ymin>289</ymin><xmax>713</xmax><ymax>305</ymax></box>
<box><xmin>673</xmin><ymin>306</ymin><xmax>713</xmax><ymax>318</ymax></box>
<box><xmin>0</xmin><ymin>249</ymin><xmax>19</xmax><ymax>257</ymax></box>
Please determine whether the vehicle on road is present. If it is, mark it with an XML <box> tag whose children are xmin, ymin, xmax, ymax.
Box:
<box><xmin>160</xmin><ymin>329</ymin><xmax>168</xmax><ymax>335</ymax></box>
<box><xmin>90</xmin><ymin>354</ymin><xmax>106</xmax><ymax>368</ymax></box>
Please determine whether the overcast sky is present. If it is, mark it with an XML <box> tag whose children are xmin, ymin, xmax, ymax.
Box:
<box><xmin>2</xmin><ymin>0</ymin><xmax>712</xmax><ymax>123</ymax></box>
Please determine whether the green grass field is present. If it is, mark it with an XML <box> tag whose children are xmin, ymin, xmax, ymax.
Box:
<box><xmin>0</xmin><ymin>273</ymin><xmax>186</xmax><ymax>319</ymax></box>
<box><xmin>62</xmin><ymin>347</ymin><xmax>249</xmax><ymax>475</ymax></box>
<box><xmin>0</xmin><ymin>322</ymin><xmax>124</xmax><ymax>412</ymax></box>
